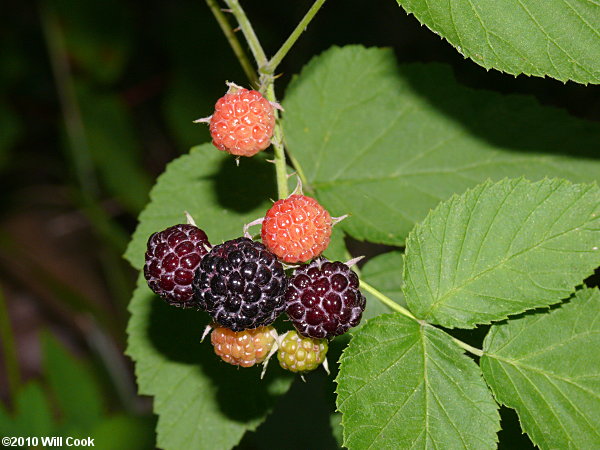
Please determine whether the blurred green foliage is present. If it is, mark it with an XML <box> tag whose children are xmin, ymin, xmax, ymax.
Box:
<box><xmin>0</xmin><ymin>333</ymin><xmax>155</xmax><ymax>448</ymax></box>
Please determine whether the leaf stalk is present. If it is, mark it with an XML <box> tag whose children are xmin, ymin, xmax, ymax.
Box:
<box><xmin>360</xmin><ymin>280</ymin><xmax>484</xmax><ymax>357</ymax></box>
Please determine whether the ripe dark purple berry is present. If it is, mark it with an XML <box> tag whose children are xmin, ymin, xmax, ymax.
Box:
<box><xmin>193</xmin><ymin>237</ymin><xmax>288</xmax><ymax>331</ymax></box>
<box><xmin>144</xmin><ymin>224</ymin><xmax>211</xmax><ymax>307</ymax></box>
<box><xmin>285</xmin><ymin>258</ymin><xmax>366</xmax><ymax>339</ymax></box>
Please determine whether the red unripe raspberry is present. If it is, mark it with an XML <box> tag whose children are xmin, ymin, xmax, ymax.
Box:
<box><xmin>210</xmin><ymin>325</ymin><xmax>276</xmax><ymax>368</ymax></box>
<box><xmin>261</xmin><ymin>195</ymin><xmax>332</xmax><ymax>263</ymax></box>
<box><xmin>209</xmin><ymin>88</ymin><xmax>275</xmax><ymax>157</ymax></box>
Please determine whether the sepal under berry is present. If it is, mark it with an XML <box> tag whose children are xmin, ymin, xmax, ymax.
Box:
<box><xmin>144</xmin><ymin>224</ymin><xmax>211</xmax><ymax>307</ymax></box>
<box><xmin>277</xmin><ymin>330</ymin><xmax>328</xmax><ymax>373</ymax></box>
<box><xmin>211</xmin><ymin>325</ymin><xmax>276</xmax><ymax>368</ymax></box>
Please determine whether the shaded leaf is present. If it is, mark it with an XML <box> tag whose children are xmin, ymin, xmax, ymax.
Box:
<box><xmin>404</xmin><ymin>178</ymin><xmax>600</xmax><ymax>328</ymax></box>
<box><xmin>282</xmin><ymin>46</ymin><xmax>600</xmax><ymax>247</ymax></box>
<box><xmin>323</xmin><ymin>225</ymin><xmax>349</xmax><ymax>262</ymax></box>
<box><xmin>481</xmin><ymin>288</ymin><xmax>600</xmax><ymax>449</ymax></box>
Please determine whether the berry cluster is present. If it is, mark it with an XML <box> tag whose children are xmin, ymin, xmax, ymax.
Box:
<box><xmin>142</xmin><ymin>83</ymin><xmax>366</xmax><ymax>375</ymax></box>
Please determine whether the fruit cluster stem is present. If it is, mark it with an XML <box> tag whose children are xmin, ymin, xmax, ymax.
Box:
<box><xmin>215</xmin><ymin>0</ymin><xmax>329</xmax><ymax>199</ymax></box>
<box><xmin>264</xmin><ymin>84</ymin><xmax>289</xmax><ymax>199</ymax></box>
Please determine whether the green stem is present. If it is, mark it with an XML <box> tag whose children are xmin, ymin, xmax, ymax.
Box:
<box><xmin>0</xmin><ymin>286</ymin><xmax>20</xmax><ymax>405</ymax></box>
<box><xmin>222</xmin><ymin>0</ymin><xmax>288</xmax><ymax>198</ymax></box>
<box><xmin>359</xmin><ymin>280</ymin><xmax>484</xmax><ymax>358</ymax></box>
<box><xmin>264</xmin><ymin>0</ymin><xmax>327</xmax><ymax>73</ymax></box>
<box><xmin>223</xmin><ymin>0</ymin><xmax>268</xmax><ymax>68</ymax></box>
<box><xmin>204</xmin><ymin>0</ymin><xmax>258</xmax><ymax>87</ymax></box>
<box><xmin>285</xmin><ymin>147</ymin><xmax>310</xmax><ymax>191</ymax></box>
<box><xmin>360</xmin><ymin>280</ymin><xmax>418</xmax><ymax>321</ymax></box>
<box><xmin>452</xmin><ymin>337</ymin><xmax>484</xmax><ymax>357</ymax></box>
<box><xmin>264</xmin><ymin>84</ymin><xmax>289</xmax><ymax>199</ymax></box>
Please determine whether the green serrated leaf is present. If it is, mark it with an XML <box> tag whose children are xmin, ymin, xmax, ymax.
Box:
<box><xmin>481</xmin><ymin>288</ymin><xmax>600</xmax><ymax>449</ymax></box>
<box><xmin>361</xmin><ymin>251</ymin><xmax>406</xmax><ymax>321</ymax></box>
<box><xmin>282</xmin><ymin>46</ymin><xmax>600</xmax><ymax>247</ymax></box>
<box><xmin>42</xmin><ymin>332</ymin><xmax>104</xmax><ymax>432</ymax></box>
<box><xmin>336</xmin><ymin>313</ymin><xmax>499</xmax><ymax>449</ymax></box>
<box><xmin>404</xmin><ymin>178</ymin><xmax>600</xmax><ymax>328</ymax></box>
<box><xmin>126</xmin><ymin>276</ymin><xmax>293</xmax><ymax>450</ymax></box>
<box><xmin>125</xmin><ymin>144</ymin><xmax>277</xmax><ymax>270</ymax></box>
<box><xmin>395</xmin><ymin>0</ymin><xmax>600</xmax><ymax>84</ymax></box>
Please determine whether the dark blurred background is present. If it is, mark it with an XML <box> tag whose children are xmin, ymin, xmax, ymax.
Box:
<box><xmin>0</xmin><ymin>0</ymin><xmax>598</xmax><ymax>448</ymax></box>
